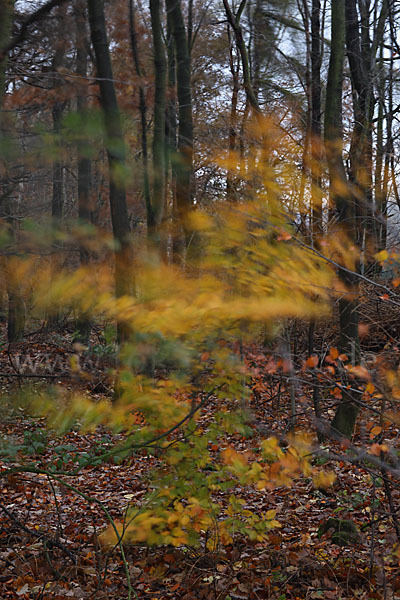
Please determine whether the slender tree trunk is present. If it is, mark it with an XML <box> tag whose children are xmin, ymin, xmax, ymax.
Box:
<box><xmin>52</xmin><ymin>102</ymin><xmax>64</xmax><ymax>221</ymax></box>
<box><xmin>226</xmin><ymin>25</ymin><xmax>239</xmax><ymax>200</ymax></box>
<box><xmin>298</xmin><ymin>0</ymin><xmax>311</xmax><ymax>234</ymax></box>
<box><xmin>165</xmin><ymin>0</ymin><xmax>193</xmax><ymax>249</ymax></box>
<box><xmin>310</xmin><ymin>0</ymin><xmax>322</xmax><ymax>240</ymax></box>
<box><xmin>345</xmin><ymin>0</ymin><xmax>388</xmax><ymax>269</ymax></box>
<box><xmin>375</xmin><ymin>40</ymin><xmax>387</xmax><ymax>256</ymax></box>
<box><xmin>150</xmin><ymin>0</ymin><xmax>166</xmax><ymax>232</ymax></box>
<box><xmin>128</xmin><ymin>0</ymin><xmax>152</xmax><ymax>228</ymax></box>
<box><xmin>222</xmin><ymin>0</ymin><xmax>262</xmax><ymax>118</ymax></box>
<box><xmin>75</xmin><ymin>0</ymin><xmax>92</xmax><ymax>344</ymax></box>
<box><xmin>187</xmin><ymin>0</ymin><xmax>193</xmax><ymax>55</ymax></box>
<box><xmin>46</xmin><ymin>9</ymin><xmax>68</xmax><ymax>332</ymax></box>
<box><xmin>325</xmin><ymin>0</ymin><xmax>359</xmax><ymax>438</ymax></box>
<box><xmin>0</xmin><ymin>0</ymin><xmax>25</xmax><ymax>343</ymax></box>
<box><xmin>87</xmin><ymin>0</ymin><xmax>132</xmax><ymax>341</ymax></box>
<box><xmin>51</xmin><ymin>39</ymin><xmax>65</xmax><ymax>223</ymax></box>
<box><xmin>165</xmin><ymin>9</ymin><xmax>179</xmax><ymax>260</ymax></box>
<box><xmin>251</xmin><ymin>0</ymin><xmax>262</xmax><ymax>103</ymax></box>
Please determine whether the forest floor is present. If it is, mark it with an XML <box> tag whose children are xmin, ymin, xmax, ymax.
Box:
<box><xmin>0</xmin><ymin>326</ymin><xmax>399</xmax><ymax>600</ymax></box>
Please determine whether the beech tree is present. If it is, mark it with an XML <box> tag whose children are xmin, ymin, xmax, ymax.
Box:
<box><xmin>87</xmin><ymin>0</ymin><xmax>133</xmax><ymax>335</ymax></box>
<box><xmin>165</xmin><ymin>0</ymin><xmax>193</xmax><ymax>249</ymax></box>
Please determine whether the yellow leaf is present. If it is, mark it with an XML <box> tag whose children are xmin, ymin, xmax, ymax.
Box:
<box><xmin>261</xmin><ymin>437</ymin><xmax>284</xmax><ymax>461</ymax></box>
<box><xmin>221</xmin><ymin>447</ymin><xmax>248</xmax><ymax>466</ymax></box>
<box><xmin>375</xmin><ymin>250</ymin><xmax>389</xmax><ymax>262</ymax></box>
<box><xmin>265</xmin><ymin>509</ymin><xmax>277</xmax><ymax>520</ymax></box>
<box><xmin>312</xmin><ymin>470</ymin><xmax>336</xmax><ymax>489</ymax></box>
<box><xmin>365</xmin><ymin>382</ymin><xmax>375</xmax><ymax>395</ymax></box>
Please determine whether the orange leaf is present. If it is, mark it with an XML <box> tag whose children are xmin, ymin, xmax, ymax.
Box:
<box><xmin>370</xmin><ymin>443</ymin><xmax>389</xmax><ymax>456</ymax></box>
<box><xmin>164</xmin><ymin>554</ymin><xmax>175</xmax><ymax>563</ymax></box>
<box><xmin>369</xmin><ymin>444</ymin><xmax>381</xmax><ymax>456</ymax></box>
<box><xmin>333</xmin><ymin>387</ymin><xmax>342</xmax><ymax>399</ymax></box>
<box><xmin>329</xmin><ymin>347</ymin><xmax>339</xmax><ymax>360</ymax></box>
<box><xmin>277</xmin><ymin>230</ymin><xmax>292</xmax><ymax>241</ymax></box>
<box><xmin>347</xmin><ymin>365</ymin><xmax>371</xmax><ymax>380</ymax></box>
<box><xmin>306</xmin><ymin>355</ymin><xmax>318</xmax><ymax>368</ymax></box>
<box><xmin>370</xmin><ymin>426</ymin><xmax>382</xmax><ymax>438</ymax></box>
<box><xmin>358</xmin><ymin>323</ymin><xmax>369</xmax><ymax>337</ymax></box>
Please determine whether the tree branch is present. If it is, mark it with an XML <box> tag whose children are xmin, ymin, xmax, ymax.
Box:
<box><xmin>0</xmin><ymin>0</ymin><xmax>69</xmax><ymax>63</ymax></box>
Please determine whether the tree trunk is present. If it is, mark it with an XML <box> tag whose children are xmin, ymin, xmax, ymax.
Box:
<box><xmin>226</xmin><ymin>25</ymin><xmax>239</xmax><ymax>200</ymax></box>
<box><xmin>165</xmin><ymin>8</ymin><xmax>179</xmax><ymax>260</ymax></box>
<box><xmin>87</xmin><ymin>0</ymin><xmax>132</xmax><ymax>341</ymax></box>
<box><xmin>0</xmin><ymin>0</ymin><xmax>26</xmax><ymax>343</ymax></box>
<box><xmin>150</xmin><ymin>0</ymin><xmax>166</xmax><ymax>233</ymax></box>
<box><xmin>310</xmin><ymin>0</ymin><xmax>322</xmax><ymax>240</ymax></box>
<box><xmin>345</xmin><ymin>0</ymin><xmax>388</xmax><ymax>271</ymax></box>
<box><xmin>128</xmin><ymin>0</ymin><xmax>152</xmax><ymax>228</ymax></box>
<box><xmin>374</xmin><ymin>40</ymin><xmax>387</xmax><ymax>256</ymax></box>
<box><xmin>324</xmin><ymin>0</ymin><xmax>359</xmax><ymax>438</ymax></box>
<box><xmin>75</xmin><ymin>0</ymin><xmax>92</xmax><ymax>344</ymax></box>
<box><xmin>222</xmin><ymin>0</ymin><xmax>262</xmax><ymax>118</ymax></box>
<box><xmin>165</xmin><ymin>0</ymin><xmax>193</xmax><ymax>250</ymax></box>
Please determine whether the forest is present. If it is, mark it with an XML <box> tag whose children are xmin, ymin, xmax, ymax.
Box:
<box><xmin>0</xmin><ymin>0</ymin><xmax>399</xmax><ymax>598</ymax></box>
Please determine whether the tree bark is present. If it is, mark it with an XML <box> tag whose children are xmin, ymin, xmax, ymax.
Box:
<box><xmin>51</xmin><ymin>36</ymin><xmax>66</xmax><ymax>222</ymax></box>
<box><xmin>75</xmin><ymin>0</ymin><xmax>92</xmax><ymax>344</ymax></box>
<box><xmin>374</xmin><ymin>40</ymin><xmax>387</xmax><ymax>256</ymax></box>
<box><xmin>150</xmin><ymin>0</ymin><xmax>167</xmax><ymax>232</ymax></box>
<box><xmin>325</xmin><ymin>0</ymin><xmax>359</xmax><ymax>438</ymax></box>
<box><xmin>226</xmin><ymin>25</ymin><xmax>240</xmax><ymax>200</ymax></box>
<box><xmin>310</xmin><ymin>0</ymin><xmax>322</xmax><ymax>240</ymax></box>
<box><xmin>87</xmin><ymin>0</ymin><xmax>133</xmax><ymax>340</ymax></box>
<box><xmin>165</xmin><ymin>8</ymin><xmax>179</xmax><ymax>260</ymax></box>
<box><xmin>128</xmin><ymin>0</ymin><xmax>152</xmax><ymax>228</ymax></box>
<box><xmin>345</xmin><ymin>0</ymin><xmax>388</xmax><ymax>270</ymax></box>
<box><xmin>0</xmin><ymin>0</ymin><xmax>26</xmax><ymax>343</ymax></box>
<box><xmin>165</xmin><ymin>0</ymin><xmax>193</xmax><ymax>249</ymax></box>
<box><xmin>222</xmin><ymin>0</ymin><xmax>262</xmax><ymax>118</ymax></box>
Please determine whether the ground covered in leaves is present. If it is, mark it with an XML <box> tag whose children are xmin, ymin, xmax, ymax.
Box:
<box><xmin>0</xmin><ymin>333</ymin><xmax>400</xmax><ymax>599</ymax></box>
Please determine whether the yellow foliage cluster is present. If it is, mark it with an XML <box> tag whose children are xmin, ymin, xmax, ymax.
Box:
<box><xmin>100</xmin><ymin>497</ymin><xmax>213</xmax><ymax>548</ymax></box>
<box><xmin>11</xmin><ymin>122</ymin><xmax>349</xmax><ymax>550</ymax></box>
<box><xmin>100</xmin><ymin>434</ymin><xmax>336</xmax><ymax>548</ymax></box>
